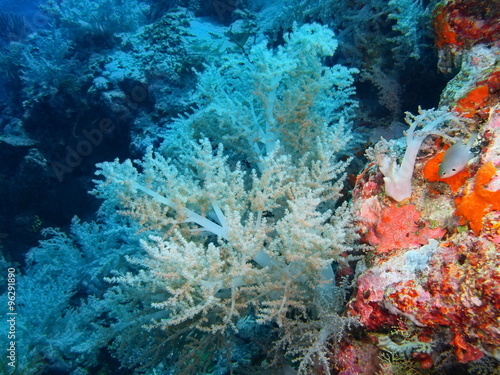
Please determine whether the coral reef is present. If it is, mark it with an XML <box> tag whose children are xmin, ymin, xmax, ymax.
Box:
<box><xmin>0</xmin><ymin>0</ymin><xmax>498</xmax><ymax>374</ymax></box>
<box><xmin>346</xmin><ymin>108</ymin><xmax>500</xmax><ymax>375</ymax></box>
<box><xmin>342</xmin><ymin>1</ymin><xmax>500</xmax><ymax>372</ymax></box>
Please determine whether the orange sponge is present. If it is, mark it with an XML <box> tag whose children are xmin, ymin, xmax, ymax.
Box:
<box><xmin>423</xmin><ymin>151</ymin><xmax>471</xmax><ymax>192</ymax></box>
<box><xmin>455</xmin><ymin>162</ymin><xmax>500</xmax><ymax>234</ymax></box>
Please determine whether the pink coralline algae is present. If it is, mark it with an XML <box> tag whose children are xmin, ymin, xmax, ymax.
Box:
<box><xmin>361</xmin><ymin>202</ymin><xmax>446</xmax><ymax>253</ymax></box>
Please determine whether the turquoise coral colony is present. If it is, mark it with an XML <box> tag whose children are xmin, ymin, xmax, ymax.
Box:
<box><xmin>0</xmin><ymin>0</ymin><xmax>498</xmax><ymax>374</ymax></box>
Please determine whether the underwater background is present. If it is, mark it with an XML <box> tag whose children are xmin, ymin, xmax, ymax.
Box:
<box><xmin>0</xmin><ymin>0</ymin><xmax>499</xmax><ymax>374</ymax></box>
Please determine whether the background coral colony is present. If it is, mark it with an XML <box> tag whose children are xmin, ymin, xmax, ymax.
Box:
<box><xmin>0</xmin><ymin>0</ymin><xmax>499</xmax><ymax>373</ymax></box>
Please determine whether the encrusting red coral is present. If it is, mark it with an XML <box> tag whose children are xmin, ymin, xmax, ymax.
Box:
<box><xmin>363</xmin><ymin>203</ymin><xmax>446</xmax><ymax>253</ymax></box>
<box><xmin>334</xmin><ymin>340</ymin><xmax>380</xmax><ymax>375</ymax></box>
<box><xmin>433</xmin><ymin>0</ymin><xmax>500</xmax><ymax>49</ymax></box>
<box><xmin>347</xmin><ymin>267</ymin><xmax>401</xmax><ymax>330</ymax></box>
<box><xmin>348</xmin><ymin>233</ymin><xmax>500</xmax><ymax>365</ymax></box>
<box><xmin>386</xmin><ymin>237</ymin><xmax>500</xmax><ymax>363</ymax></box>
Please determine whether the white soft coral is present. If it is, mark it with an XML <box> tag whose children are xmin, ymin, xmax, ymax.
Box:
<box><xmin>371</xmin><ymin>107</ymin><xmax>457</xmax><ymax>201</ymax></box>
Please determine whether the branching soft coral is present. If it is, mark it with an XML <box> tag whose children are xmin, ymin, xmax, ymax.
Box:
<box><xmin>94</xmin><ymin>136</ymin><xmax>359</xmax><ymax>372</ymax></box>
<box><xmin>94</xmin><ymin>137</ymin><xmax>353</xmax><ymax>318</ymax></box>
<box><xmin>92</xmin><ymin>23</ymin><xmax>361</xmax><ymax>374</ymax></box>
<box><xmin>162</xmin><ymin>23</ymin><xmax>358</xmax><ymax>170</ymax></box>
